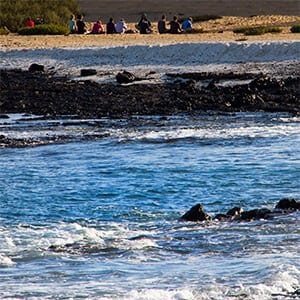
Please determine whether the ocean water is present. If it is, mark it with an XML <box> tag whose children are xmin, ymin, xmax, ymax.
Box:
<box><xmin>0</xmin><ymin>112</ymin><xmax>299</xmax><ymax>299</ymax></box>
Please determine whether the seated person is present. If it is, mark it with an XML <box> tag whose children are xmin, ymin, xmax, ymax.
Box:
<box><xmin>25</xmin><ymin>17</ymin><xmax>35</xmax><ymax>27</ymax></box>
<box><xmin>137</xmin><ymin>13</ymin><xmax>152</xmax><ymax>31</ymax></box>
<box><xmin>182</xmin><ymin>17</ymin><xmax>193</xmax><ymax>32</ymax></box>
<box><xmin>92</xmin><ymin>19</ymin><xmax>104</xmax><ymax>34</ymax></box>
<box><xmin>67</xmin><ymin>14</ymin><xmax>76</xmax><ymax>34</ymax></box>
<box><xmin>169</xmin><ymin>16</ymin><xmax>182</xmax><ymax>34</ymax></box>
<box><xmin>115</xmin><ymin>19</ymin><xmax>127</xmax><ymax>34</ymax></box>
<box><xmin>139</xmin><ymin>17</ymin><xmax>152</xmax><ymax>34</ymax></box>
<box><xmin>106</xmin><ymin>17</ymin><xmax>116</xmax><ymax>34</ymax></box>
<box><xmin>76</xmin><ymin>15</ymin><xmax>87</xmax><ymax>34</ymax></box>
<box><xmin>157</xmin><ymin>14</ymin><xmax>168</xmax><ymax>34</ymax></box>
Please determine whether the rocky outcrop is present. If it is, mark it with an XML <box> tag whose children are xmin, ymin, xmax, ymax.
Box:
<box><xmin>214</xmin><ymin>206</ymin><xmax>243</xmax><ymax>221</ymax></box>
<box><xmin>239</xmin><ymin>208</ymin><xmax>272</xmax><ymax>221</ymax></box>
<box><xmin>180</xmin><ymin>203</ymin><xmax>212</xmax><ymax>222</ymax></box>
<box><xmin>28</xmin><ymin>63</ymin><xmax>44</xmax><ymax>72</ymax></box>
<box><xmin>0</xmin><ymin>68</ymin><xmax>299</xmax><ymax>117</ymax></box>
<box><xmin>116</xmin><ymin>71</ymin><xmax>136</xmax><ymax>84</ymax></box>
<box><xmin>80</xmin><ymin>69</ymin><xmax>97</xmax><ymax>76</ymax></box>
<box><xmin>182</xmin><ymin>198</ymin><xmax>300</xmax><ymax>222</ymax></box>
<box><xmin>275</xmin><ymin>198</ymin><xmax>300</xmax><ymax>210</ymax></box>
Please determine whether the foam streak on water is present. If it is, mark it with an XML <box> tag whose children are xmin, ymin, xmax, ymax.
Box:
<box><xmin>0</xmin><ymin>112</ymin><xmax>299</xmax><ymax>299</ymax></box>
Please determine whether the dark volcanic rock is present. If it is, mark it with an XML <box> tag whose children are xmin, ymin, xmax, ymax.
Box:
<box><xmin>275</xmin><ymin>198</ymin><xmax>300</xmax><ymax>210</ymax></box>
<box><xmin>28</xmin><ymin>63</ymin><xmax>44</xmax><ymax>72</ymax></box>
<box><xmin>80</xmin><ymin>69</ymin><xmax>97</xmax><ymax>76</ymax></box>
<box><xmin>116</xmin><ymin>71</ymin><xmax>136</xmax><ymax>84</ymax></box>
<box><xmin>181</xmin><ymin>203</ymin><xmax>212</xmax><ymax>222</ymax></box>
<box><xmin>239</xmin><ymin>208</ymin><xmax>272</xmax><ymax>221</ymax></box>
<box><xmin>226</xmin><ymin>206</ymin><xmax>243</xmax><ymax>216</ymax></box>
<box><xmin>185</xmin><ymin>198</ymin><xmax>300</xmax><ymax>224</ymax></box>
<box><xmin>214</xmin><ymin>213</ymin><xmax>231</xmax><ymax>221</ymax></box>
<box><xmin>0</xmin><ymin>69</ymin><xmax>299</xmax><ymax>118</ymax></box>
<box><xmin>214</xmin><ymin>206</ymin><xmax>243</xmax><ymax>221</ymax></box>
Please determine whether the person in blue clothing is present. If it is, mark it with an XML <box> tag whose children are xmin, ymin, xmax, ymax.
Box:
<box><xmin>181</xmin><ymin>17</ymin><xmax>193</xmax><ymax>32</ymax></box>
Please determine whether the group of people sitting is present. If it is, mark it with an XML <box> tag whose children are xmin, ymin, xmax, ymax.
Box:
<box><xmin>67</xmin><ymin>14</ymin><xmax>193</xmax><ymax>35</ymax></box>
<box><xmin>24</xmin><ymin>16</ymin><xmax>45</xmax><ymax>28</ymax></box>
<box><xmin>158</xmin><ymin>15</ymin><xmax>193</xmax><ymax>34</ymax></box>
<box><xmin>68</xmin><ymin>14</ymin><xmax>130</xmax><ymax>34</ymax></box>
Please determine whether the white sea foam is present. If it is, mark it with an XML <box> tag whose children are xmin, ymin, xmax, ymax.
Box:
<box><xmin>1</xmin><ymin>113</ymin><xmax>300</xmax><ymax>143</ymax></box>
<box><xmin>114</xmin><ymin>124</ymin><xmax>300</xmax><ymax>143</ymax></box>
<box><xmin>121</xmin><ymin>268</ymin><xmax>300</xmax><ymax>300</ymax></box>
<box><xmin>0</xmin><ymin>221</ymin><xmax>158</xmax><ymax>257</ymax></box>
<box><xmin>0</xmin><ymin>254</ymin><xmax>15</xmax><ymax>266</ymax></box>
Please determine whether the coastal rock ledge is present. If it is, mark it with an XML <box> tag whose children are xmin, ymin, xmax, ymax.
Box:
<box><xmin>0</xmin><ymin>69</ymin><xmax>299</xmax><ymax>117</ymax></box>
<box><xmin>181</xmin><ymin>198</ymin><xmax>300</xmax><ymax>222</ymax></box>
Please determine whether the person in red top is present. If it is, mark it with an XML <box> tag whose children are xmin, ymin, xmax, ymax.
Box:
<box><xmin>25</xmin><ymin>17</ymin><xmax>35</xmax><ymax>27</ymax></box>
<box><xmin>91</xmin><ymin>19</ymin><xmax>104</xmax><ymax>34</ymax></box>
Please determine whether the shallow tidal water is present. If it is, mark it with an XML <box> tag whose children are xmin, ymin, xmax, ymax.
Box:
<box><xmin>0</xmin><ymin>112</ymin><xmax>299</xmax><ymax>299</ymax></box>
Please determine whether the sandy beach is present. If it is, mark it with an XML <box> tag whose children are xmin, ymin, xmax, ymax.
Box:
<box><xmin>0</xmin><ymin>15</ymin><xmax>299</xmax><ymax>49</ymax></box>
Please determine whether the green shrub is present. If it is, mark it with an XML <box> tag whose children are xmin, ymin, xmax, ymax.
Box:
<box><xmin>233</xmin><ymin>27</ymin><xmax>249</xmax><ymax>34</ymax></box>
<box><xmin>264</xmin><ymin>27</ymin><xmax>282</xmax><ymax>34</ymax></box>
<box><xmin>233</xmin><ymin>26</ymin><xmax>282</xmax><ymax>35</ymax></box>
<box><xmin>18</xmin><ymin>24</ymin><xmax>69</xmax><ymax>35</ymax></box>
<box><xmin>0</xmin><ymin>27</ymin><xmax>10</xmax><ymax>35</ymax></box>
<box><xmin>0</xmin><ymin>0</ymin><xmax>80</xmax><ymax>32</ymax></box>
<box><xmin>290</xmin><ymin>25</ymin><xmax>300</xmax><ymax>33</ymax></box>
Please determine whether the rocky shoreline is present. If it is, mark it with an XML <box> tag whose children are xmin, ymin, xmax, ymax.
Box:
<box><xmin>181</xmin><ymin>198</ymin><xmax>300</xmax><ymax>222</ymax></box>
<box><xmin>0</xmin><ymin>67</ymin><xmax>299</xmax><ymax>118</ymax></box>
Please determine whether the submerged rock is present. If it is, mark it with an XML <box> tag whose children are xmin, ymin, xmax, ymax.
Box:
<box><xmin>239</xmin><ymin>208</ymin><xmax>272</xmax><ymax>221</ymax></box>
<box><xmin>226</xmin><ymin>206</ymin><xmax>243</xmax><ymax>216</ymax></box>
<box><xmin>214</xmin><ymin>206</ymin><xmax>243</xmax><ymax>221</ymax></box>
<box><xmin>214</xmin><ymin>213</ymin><xmax>231</xmax><ymax>221</ymax></box>
<box><xmin>180</xmin><ymin>203</ymin><xmax>211</xmax><ymax>222</ymax></box>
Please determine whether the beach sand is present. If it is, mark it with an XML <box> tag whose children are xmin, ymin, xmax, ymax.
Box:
<box><xmin>0</xmin><ymin>15</ymin><xmax>299</xmax><ymax>49</ymax></box>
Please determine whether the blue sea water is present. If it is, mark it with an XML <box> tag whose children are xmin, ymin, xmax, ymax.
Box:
<box><xmin>0</xmin><ymin>112</ymin><xmax>299</xmax><ymax>299</ymax></box>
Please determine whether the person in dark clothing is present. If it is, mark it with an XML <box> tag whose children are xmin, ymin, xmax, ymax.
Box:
<box><xmin>137</xmin><ymin>13</ymin><xmax>152</xmax><ymax>33</ymax></box>
<box><xmin>106</xmin><ymin>17</ymin><xmax>116</xmax><ymax>34</ymax></box>
<box><xmin>76</xmin><ymin>14</ymin><xmax>86</xmax><ymax>34</ymax></box>
<box><xmin>157</xmin><ymin>14</ymin><xmax>168</xmax><ymax>33</ymax></box>
<box><xmin>169</xmin><ymin>16</ymin><xmax>182</xmax><ymax>34</ymax></box>
<box><xmin>139</xmin><ymin>18</ymin><xmax>151</xmax><ymax>34</ymax></box>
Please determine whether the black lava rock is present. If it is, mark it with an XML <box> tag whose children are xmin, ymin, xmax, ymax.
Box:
<box><xmin>181</xmin><ymin>203</ymin><xmax>212</xmax><ymax>222</ymax></box>
<box><xmin>80</xmin><ymin>69</ymin><xmax>97</xmax><ymax>76</ymax></box>
<box><xmin>28</xmin><ymin>63</ymin><xmax>44</xmax><ymax>72</ymax></box>
<box><xmin>275</xmin><ymin>198</ymin><xmax>300</xmax><ymax>210</ymax></box>
<box><xmin>240</xmin><ymin>208</ymin><xmax>272</xmax><ymax>221</ymax></box>
<box><xmin>116</xmin><ymin>71</ymin><xmax>136</xmax><ymax>84</ymax></box>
